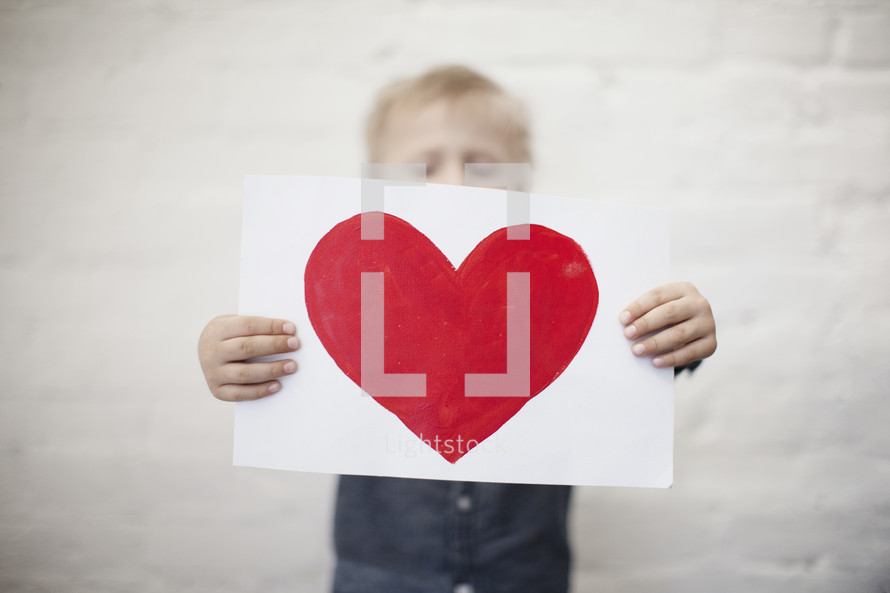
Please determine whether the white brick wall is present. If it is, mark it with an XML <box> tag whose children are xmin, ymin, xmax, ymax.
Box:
<box><xmin>1</xmin><ymin>1</ymin><xmax>887</xmax><ymax>591</ymax></box>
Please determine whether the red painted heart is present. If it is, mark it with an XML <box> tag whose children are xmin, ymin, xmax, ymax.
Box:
<box><xmin>305</xmin><ymin>213</ymin><xmax>598</xmax><ymax>463</ymax></box>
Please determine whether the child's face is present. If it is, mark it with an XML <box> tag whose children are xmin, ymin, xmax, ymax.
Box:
<box><xmin>377</xmin><ymin>99</ymin><xmax>515</xmax><ymax>186</ymax></box>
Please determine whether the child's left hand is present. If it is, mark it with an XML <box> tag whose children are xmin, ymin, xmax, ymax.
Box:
<box><xmin>619</xmin><ymin>281</ymin><xmax>717</xmax><ymax>368</ymax></box>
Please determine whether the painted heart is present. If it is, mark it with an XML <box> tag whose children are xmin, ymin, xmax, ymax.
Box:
<box><xmin>304</xmin><ymin>213</ymin><xmax>598</xmax><ymax>463</ymax></box>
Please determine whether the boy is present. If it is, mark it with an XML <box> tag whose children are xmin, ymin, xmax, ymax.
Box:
<box><xmin>198</xmin><ymin>65</ymin><xmax>717</xmax><ymax>593</ymax></box>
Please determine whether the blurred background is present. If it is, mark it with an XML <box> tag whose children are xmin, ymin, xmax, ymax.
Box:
<box><xmin>1</xmin><ymin>0</ymin><xmax>888</xmax><ymax>591</ymax></box>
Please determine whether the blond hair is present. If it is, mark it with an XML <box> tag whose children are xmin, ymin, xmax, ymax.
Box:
<box><xmin>365</xmin><ymin>64</ymin><xmax>532</xmax><ymax>164</ymax></box>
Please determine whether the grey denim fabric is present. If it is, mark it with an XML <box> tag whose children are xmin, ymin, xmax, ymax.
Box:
<box><xmin>333</xmin><ymin>476</ymin><xmax>572</xmax><ymax>593</ymax></box>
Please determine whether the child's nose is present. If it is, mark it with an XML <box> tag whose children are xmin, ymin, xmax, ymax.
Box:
<box><xmin>428</xmin><ymin>161</ymin><xmax>465</xmax><ymax>187</ymax></box>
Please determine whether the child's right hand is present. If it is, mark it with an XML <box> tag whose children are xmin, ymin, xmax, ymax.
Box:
<box><xmin>198</xmin><ymin>315</ymin><xmax>301</xmax><ymax>402</ymax></box>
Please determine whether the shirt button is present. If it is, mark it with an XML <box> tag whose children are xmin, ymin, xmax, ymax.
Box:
<box><xmin>454</xmin><ymin>584</ymin><xmax>474</xmax><ymax>593</ymax></box>
<box><xmin>456</xmin><ymin>494</ymin><xmax>472</xmax><ymax>512</ymax></box>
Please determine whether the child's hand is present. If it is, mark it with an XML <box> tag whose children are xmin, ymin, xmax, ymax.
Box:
<box><xmin>619</xmin><ymin>282</ymin><xmax>716</xmax><ymax>368</ymax></box>
<box><xmin>198</xmin><ymin>315</ymin><xmax>301</xmax><ymax>401</ymax></box>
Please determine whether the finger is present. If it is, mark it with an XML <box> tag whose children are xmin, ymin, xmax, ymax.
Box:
<box><xmin>630</xmin><ymin>318</ymin><xmax>708</xmax><ymax>358</ymax></box>
<box><xmin>219</xmin><ymin>316</ymin><xmax>297</xmax><ymax>340</ymax></box>
<box><xmin>213</xmin><ymin>380</ymin><xmax>283</xmax><ymax>402</ymax></box>
<box><xmin>650</xmin><ymin>335</ymin><xmax>717</xmax><ymax>368</ymax></box>
<box><xmin>199</xmin><ymin>314</ymin><xmax>236</xmax><ymax>349</ymax></box>
<box><xmin>219</xmin><ymin>334</ymin><xmax>300</xmax><ymax>363</ymax></box>
<box><xmin>619</xmin><ymin>282</ymin><xmax>696</xmax><ymax>325</ymax></box>
<box><xmin>221</xmin><ymin>359</ymin><xmax>298</xmax><ymax>386</ymax></box>
<box><xmin>622</xmin><ymin>295</ymin><xmax>698</xmax><ymax>340</ymax></box>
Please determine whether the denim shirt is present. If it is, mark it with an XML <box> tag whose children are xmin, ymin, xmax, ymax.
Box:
<box><xmin>333</xmin><ymin>476</ymin><xmax>572</xmax><ymax>593</ymax></box>
<box><xmin>332</xmin><ymin>363</ymin><xmax>699</xmax><ymax>593</ymax></box>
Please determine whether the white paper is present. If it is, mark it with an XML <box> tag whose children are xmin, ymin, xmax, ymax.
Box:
<box><xmin>235</xmin><ymin>176</ymin><xmax>673</xmax><ymax>487</ymax></box>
